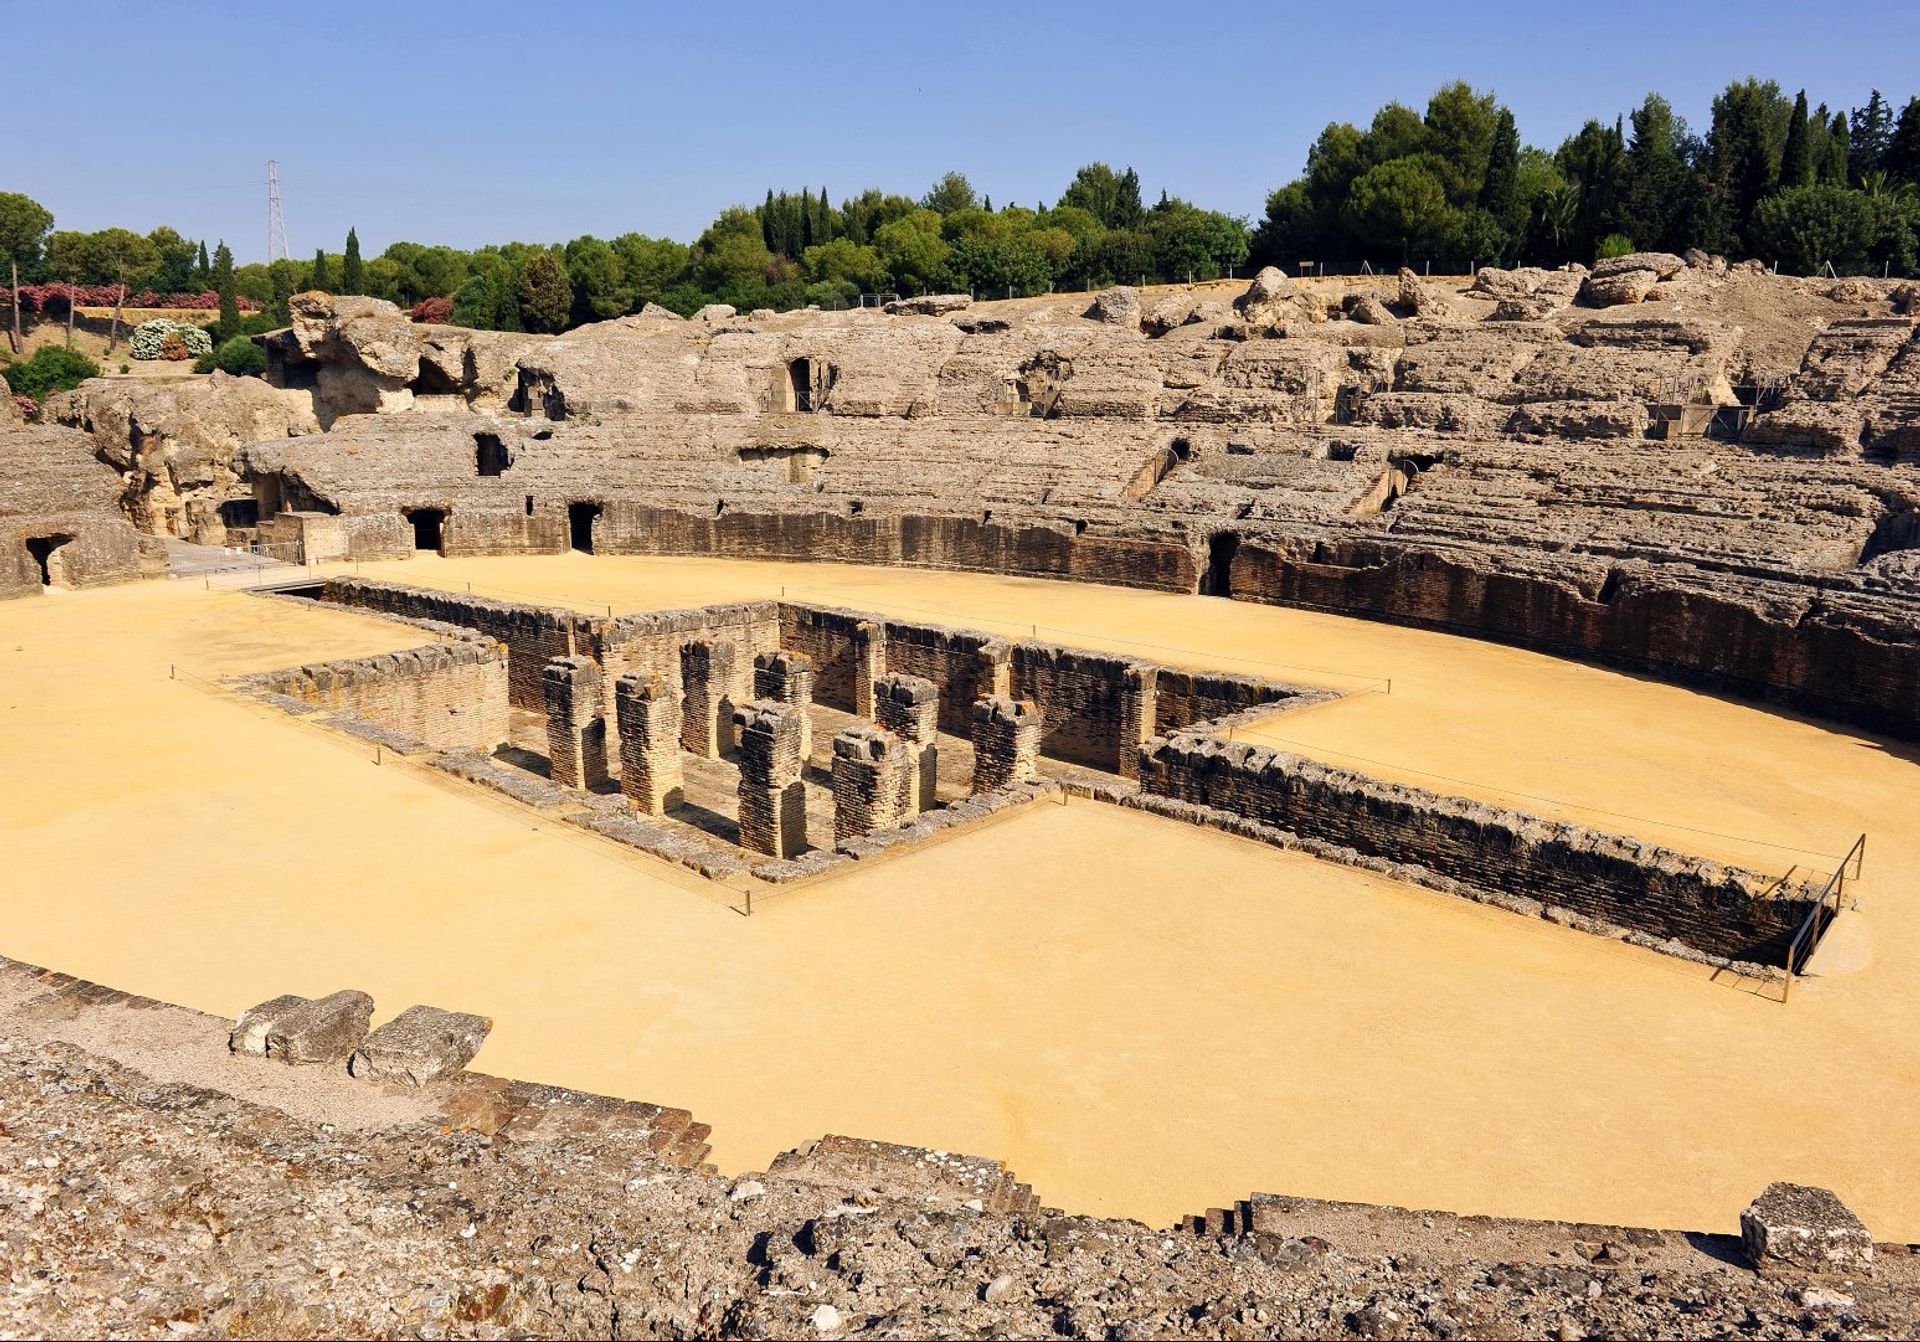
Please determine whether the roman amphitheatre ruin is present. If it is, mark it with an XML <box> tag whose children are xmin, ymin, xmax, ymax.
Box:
<box><xmin>5</xmin><ymin>256</ymin><xmax>1920</xmax><ymax>1336</ymax></box>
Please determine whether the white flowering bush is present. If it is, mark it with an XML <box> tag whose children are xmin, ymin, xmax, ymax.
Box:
<box><xmin>130</xmin><ymin>318</ymin><xmax>214</xmax><ymax>361</ymax></box>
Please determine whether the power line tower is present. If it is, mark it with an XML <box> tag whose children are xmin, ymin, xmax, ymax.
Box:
<box><xmin>266</xmin><ymin>160</ymin><xmax>289</xmax><ymax>262</ymax></box>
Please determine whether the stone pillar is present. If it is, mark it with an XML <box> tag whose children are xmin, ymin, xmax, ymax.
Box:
<box><xmin>874</xmin><ymin>672</ymin><xmax>940</xmax><ymax>813</ymax></box>
<box><xmin>975</xmin><ymin>640</ymin><xmax>1011</xmax><ymax>704</ymax></box>
<box><xmin>971</xmin><ymin>696</ymin><xmax>1041</xmax><ymax>792</ymax></box>
<box><xmin>680</xmin><ymin>640</ymin><xmax>737</xmax><ymax>758</ymax></box>
<box><xmin>542</xmin><ymin>655</ymin><xmax>607</xmax><ymax>790</ymax></box>
<box><xmin>735</xmin><ymin>701</ymin><xmax>808</xmax><ymax>858</ymax></box>
<box><xmin>831</xmin><ymin>725</ymin><xmax>910</xmax><ymax>845</ymax></box>
<box><xmin>851</xmin><ymin>620</ymin><xmax>887</xmax><ymax>718</ymax></box>
<box><xmin>615</xmin><ymin>671</ymin><xmax>684</xmax><ymax>815</ymax></box>
<box><xmin>1117</xmin><ymin>664</ymin><xmax>1158</xmax><ymax>781</ymax></box>
<box><xmin>753</xmin><ymin>650</ymin><xmax>815</xmax><ymax>764</ymax></box>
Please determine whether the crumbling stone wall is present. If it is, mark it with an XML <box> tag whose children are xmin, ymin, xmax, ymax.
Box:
<box><xmin>778</xmin><ymin>604</ymin><xmax>886</xmax><ymax>713</ymax></box>
<box><xmin>873</xmin><ymin>673</ymin><xmax>940</xmax><ymax>813</ymax></box>
<box><xmin>234</xmin><ymin>638</ymin><xmax>509</xmax><ymax>751</ymax></box>
<box><xmin>1010</xmin><ymin>644</ymin><xmax>1157</xmax><ymax>774</ymax></box>
<box><xmin>1139</xmin><ymin>734</ymin><xmax>1810</xmax><ymax>966</ymax></box>
<box><xmin>1</xmin><ymin>426</ymin><xmax>146</xmax><ymax>600</ymax></box>
<box><xmin>753</xmin><ymin>650</ymin><xmax>815</xmax><ymax>761</ymax></box>
<box><xmin>601</xmin><ymin>601</ymin><xmax>779</xmax><ymax>721</ymax></box>
<box><xmin>875</xmin><ymin>618</ymin><xmax>1006</xmax><ymax>735</ymax></box>
<box><xmin>680</xmin><ymin>639</ymin><xmax>739</xmax><ymax>757</ymax></box>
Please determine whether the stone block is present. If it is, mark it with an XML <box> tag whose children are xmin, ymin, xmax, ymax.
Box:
<box><xmin>230</xmin><ymin>990</ymin><xmax>375</xmax><ymax>1065</ymax></box>
<box><xmin>972</xmin><ymin>695</ymin><xmax>1041</xmax><ymax>791</ymax></box>
<box><xmin>1740</xmin><ymin>1183</ymin><xmax>1875</xmax><ymax>1276</ymax></box>
<box><xmin>349</xmin><ymin>1005</ymin><xmax>492</xmax><ymax>1087</ymax></box>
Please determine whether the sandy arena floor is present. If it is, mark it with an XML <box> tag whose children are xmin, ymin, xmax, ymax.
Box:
<box><xmin>1</xmin><ymin>552</ymin><xmax>1914</xmax><ymax>1236</ymax></box>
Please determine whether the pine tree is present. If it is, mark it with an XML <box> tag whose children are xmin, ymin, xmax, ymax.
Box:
<box><xmin>1851</xmin><ymin>91</ymin><xmax>1893</xmax><ymax>181</ymax></box>
<box><xmin>194</xmin><ymin>240</ymin><xmax>211</xmax><ymax>289</ymax></box>
<box><xmin>1888</xmin><ymin>97</ymin><xmax>1920</xmax><ymax>185</ymax></box>
<box><xmin>1781</xmin><ymin>91</ymin><xmax>1814</xmax><ymax>188</ymax></box>
<box><xmin>212</xmin><ymin>241</ymin><xmax>238</xmax><ymax>340</ymax></box>
<box><xmin>310</xmin><ymin>249</ymin><xmax>333</xmax><ymax>292</ymax></box>
<box><xmin>340</xmin><ymin>227</ymin><xmax>364</xmax><ymax>294</ymax></box>
<box><xmin>1824</xmin><ymin>114</ymin><xmax>1850</xmax><ymax>187</ymax></box>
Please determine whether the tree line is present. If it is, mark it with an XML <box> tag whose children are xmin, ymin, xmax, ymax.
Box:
<box><xmin>1254</xmin><ymin>80</ymin><xmax>1920</xmax><ymax>275</ymax></box>
<box><xmin>4</xmin><ymin>78</ymin><xmax>1917</xmax><ymax>348</ymax></box>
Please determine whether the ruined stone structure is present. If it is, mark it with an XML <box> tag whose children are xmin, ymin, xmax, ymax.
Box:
<box><xmin>232</xmin><ymin>634</ymin><xmax>509</xmax><ymax>752</ymax></box>
<box><xmin>872</xmin><ymin>672</ymin><xmax>940</xmax><ymax>813</ymax></box>
<box><xmin>0</xmin><ymin>423</ymin><xmax>145</xmax><ymax>599</ymax></box>
<box><xmin>613</xmin><ymin>671</ymin><xmax>684</xmax><ymax>815</ymax></box>
<box><xmin>830</xmin><ymin>724</ymin><xmax>910</xmax><ymax>844</ymax></box>
<box><xmin>734</xmin><ymin>700</ymin><xmax>808</xmax><ymax>857</ymax></box>
<box><xmin>752</xmin><ymin>648</ymin><xmax>815</xmax><ymax>760</ymax></box>
<box><xmin>679</xmin><ymin>638</ymin><xmax>738</xmax><ymax>757</ymax></box>
<box><xmin>541</xmin><ymin>654</ymin><xmax>607</xmax><ymax>790</ymax></box>
<box><xmin>972</xmin><ymin>696</ymin><xmax>1042</xmax><ymax>791</ymax></box>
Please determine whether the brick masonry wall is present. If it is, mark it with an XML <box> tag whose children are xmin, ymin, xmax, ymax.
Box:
<box><xmin>1138</xmin><ymin>733</ymin><xmax>1812</xmax><ymax>966</ymax></box>
<box><xmin>237</xmin><ymin>639</ymin><xmax>509</xmax><ymax>751</ymax></box>
<box><xmin>831</xmin><ymin>725</ymin><xmax>909</xmax><ymax>844</ymax></box>
<box><xmin>1009</xmin><ymin>644</ymin><xmax>1152</xmax><ymax>773</ymax></box>
<box><xmin>1228</xmin><ymin>536</ymin><xmax>1920</xmax><ymax>742</ymax></box>
<box><xmin>542</xmin><ymin>655</ymin><xmax>608</xmax><ymax>790</ymax></box>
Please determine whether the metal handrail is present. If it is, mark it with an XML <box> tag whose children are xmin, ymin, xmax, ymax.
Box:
<box><xmin>1783</xmin><ymin>833</ymin><xmax>1866</xmax><ymax>1001</ymax></box>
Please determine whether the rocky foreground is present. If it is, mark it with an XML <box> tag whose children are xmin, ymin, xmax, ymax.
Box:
<box><xmin>1</xmin><ymin>962</ymin><xmax>1914</xmax><ymax>1340</ymax></box>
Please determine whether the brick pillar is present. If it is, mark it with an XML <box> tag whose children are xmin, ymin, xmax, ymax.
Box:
<box><xmin>971</xmin><ymin>696</ymin><xmax>1041</xmax><ymax>792</ymax></box>
<box><xmin>851</xmin><ymin>620</ymin><xmax>887</xmax><ymax>718</ymax></box>
<box><xmin>975</xmin><ymin>640</ymin><xmax>1011</xmax><ymax>704</ymax></box>
<box><xmin>874</xmin><ymin>673</ymin><xmax>940</xmax><ymax>813</ymax></box>
<box><xmin>542</xmin><ymin>655</ymin><xmax>608</xmax><ymax>790</ymax></box>
<box><xmin>1117</xmin><ymin>664</ymin><xmax>1158</xmax><ymax>781</ymax></box>
<box><xmin>614</xmin><ymin>671</ymin><xmax>684</xmax><ymax>815</ymax></box>
<box><xmin>735</xmin><ymin>701</ymin><xmax>808</xmax><ymax>858</ymax></box>
<box><xmin>680</xmin><ymin>640</ymin><xmax>737</xmax><ymax>758</ymax></box>
<box><xmin>753</xmin><ymin>650</ymin><xmax>815</xmax><ymax>764</ymax></box>
<box><xmin>831</xmin><ymin>725</ymin><xmax>909</xmax><ymax>845</ymax></box>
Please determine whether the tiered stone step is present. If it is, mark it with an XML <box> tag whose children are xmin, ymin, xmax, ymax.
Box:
<box><xmin>768</xmin><ymin>1134</ymin><xmax>1042</xmax><ymax>1213</ymax></box>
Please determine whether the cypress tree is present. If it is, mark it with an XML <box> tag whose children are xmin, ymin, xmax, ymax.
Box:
<box><xmin>1824</xmin><ymin>114</ymin><xmax>1850</xmax><ymax>187</ymax></box>
<box><xmin>762</xmin><ymin>190</ymin><xmax>777</xmax><ymax>250</ymax></box>
<box><xmin>212</xmin><ymin>241</ymin><xmax>238</xmax><ymax>340</ymax></box>
<box><xmin>194</xmin><ymin>240</ymin><xmax>211</xmax><ymax>288</ymax></box>
<box><xmin>801</xmin><ymin>188</ymin><xmax>814</xmax><ymax>250</ymax></box>
<box><xmin>1781</xmin><ymin>91</ymin><xmax>1814</xmax><ymax>188</ymax></box>
<box><xmin>340</xmin><ymin>227</ymin><xmax>364</xmax><ymax>294</ymax></box>
<box><xmin>310</xmin><ymin>248</ymin><xmax>333</xmax><ymax>291</ymax></box>
<box><xmin>818</xmin><ymin>186</ymin><xmax>832</xmax><ymax>243</ymax></box>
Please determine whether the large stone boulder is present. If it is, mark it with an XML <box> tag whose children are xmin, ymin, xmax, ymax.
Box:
<box><xmin>230</xmin><ymin>990</ymin><xmax>375</xmax><ymax>1065</ymax></box>
<box><xmin>1395</xmin><ymin>267</ymin><xmax>1452</xmax><ymax>317</ymax></box>
<box><xmin>1234</xmin><ymin>266</ymin><xmax>1296</xmax><ymax>329</ymax></box>
<box><xmin>1591</xmin><ymin>251</ymin><xmax>1688</xmax><ymax>281</ymax></box>
<box><xmin>884</xmin><ymin>294</ymin><xmax>971</xmax><ymax>316</ymax></box>
<box><xmin>1086</xmin><ymin>286</ymin><xmax>1142</xmax><ymax>329</ymax></box>
<box><xmin>1581</xmin><ymin>270</ymin><xmax>1661</xmax><ymax>307</ymax></box>
<box><xmin>1740</xmin><ymin>1183</ymin><xmax>1874</xmax><ymax>1276</ymax></box>
<box><xmin>1347</xmin><ymin>294</ymin><xmax>1396</xmax><ymax>325</ymax></box>
<box><xmin>349</xmin><ymin>1005</ymin><xmax>491</xmax><ymax>1086</ymax></box>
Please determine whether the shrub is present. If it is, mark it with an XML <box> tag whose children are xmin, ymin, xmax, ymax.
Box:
<box><xmin>3</xmin><ymin>345</ymin><xmax>100</xmax><ymax>400</ymax></box>
<box><xmin>199</xmin><ymin>335</ymin><xmax>266</xmax><ymax>376</ymax></box>
<box><xmin>129</xmin><ymin>317</ymin><xmax>213</xmax><ymax>361</ymax></box>
<box><xmin>408</xmin><ymin>295</ymin><xmax>453</xmax><ymax>323</ymax></box>
<box><xmin>1596</xmin><ymin>233</ymin><xmax>1636</xmax><ymax>260</ymax></box>
<box><xmin>7</xmin><ymin>284</ymin><xmax>259</xmax><ymax>314</ymax></box>
<box><xmin>11</xmin><ymin>394</ymin><xmax>37</xmax><ymax>420</ymax></box>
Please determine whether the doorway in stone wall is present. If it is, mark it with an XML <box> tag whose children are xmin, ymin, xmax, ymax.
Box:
<box><xmin>25</xmin><ymin>534</ymin><xmax>73</xmax><ymax>588</ymax></box>
<box><xmin>568</xmin><ymin>502</ymin><xmax>601</xmax><ymax>554</ymax></box>
<box><xmin>408</xmin><ymin>509</ymin><xmax>446</xmax><ymax>553</ymax></box>
<box><xmin>1201</xmin><ymin>532</ymin><xmax>1239</xmax><ymax>596</ymax></box>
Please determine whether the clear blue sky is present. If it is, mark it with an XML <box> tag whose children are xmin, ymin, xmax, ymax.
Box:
<box><xmin>5</xmin><ymin>0</ymin><xmax>1915</xmax><ymax>263</ymax></box>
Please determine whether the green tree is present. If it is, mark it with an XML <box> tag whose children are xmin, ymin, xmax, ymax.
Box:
<box><xmin>1625</xmin><ymin>94</ymin><xmax>1690</xmax><ymax>252</ymax></box>
<box><xmin>1708</xmin><ymin>79</ymin><xmax>1791</xmax><ymax>249</ymax></box>
<box><xmin>873</xmin><ymin>209</ymin><xmax>951</xmax><ymax>292</ymax></box>
<box><xmin>1342</xmin><ymin>157</ymin><xmax>1448</xmax><ymax>260</ymax></box>
<box><xmin>0</xmin><ymin>190</ymin><xmax>54</xmax><ymax>353</ymax></box>
<box><xmin>1059</xmin><ymin>163</ymin><xmax>1145</xmax><ymax>230</ymax></box>
<box><xmin>515</xmin><ymin>249</ymin><xmax>571</xmax><ymax>332</ymax></box>
<box><xmin>1422</xmin><ymin>81</ymin><xmax>1500</xmax><ymax>206</ymax></box>
<box><xmin>340</xmin><ymin>227</ymin><xmax>364</xmax><ymax>294</ymax></box>
<box><xmin>948</xmin><ymin>234</ymin><xmax>1051</xmax><ymax>297</ymax></box>
<box><xmin>146</xmin><ymin>227</ymin><xmax>198</xmax><ymax>294</ymax></box>
<box><xmin>1851</xmin><ymin>91</ymin><xmax>1894</xmax><ymax>182</ymax></box>
<box><xmin>1556</xmin><ymin>119</ymin><xmax>1631</xmax><ymax>261</ymax></box>
<box><xmin>1824</xmin><ymin>114</ymin><xmax>1851</xmax><ymax>188</ymax></box>
<box><xmin>199</xmin><ymin>334</ymin><xmax>267</xmax><ymax>376</ymax></box>
<box><xmin>1363</xmin><ymin>103</ymin><xmax>1427</xmax><ymax>165</ymax></box>
<box><xmin>1479</xmin><ymin>108</ymin><xmax>1524</xmax><ymax>240</ymax></box>
<box><xmin>610</xmin><ymin>233</ymin><xmax>691</xmax><ymax>308</ymax></box>
<box><xmin>451</xmin><ymin>249</ymin><xmax>522</xmax><ymax>330</ymax></box>
<box><xmin>194</xmin><ymin>240</ymin><xmax>211</xmax><ymax>289</ymax></box>
<box><xmin>801</xmin><ymin>237</ymin><xmax>887</xmax><ymax>290</ymax></box>
<box><xmin>563</xmin><ymin>235</ymin><xmax>629</xmax><ymax>323</ymax></box>
<box><xmin>1888</xmin><ymin>97</ymin><xmax>1920</xmax><ymax>185</ymax></box>
<box><xmin>1144</xmin><ymin>197</ymin><xmax>1249</xmax><ymax>280</ymax></box>
<box><xmin>212</xmin><ymin>242</ymin><xmax>239</xmax><ymax>340</ymax></box>
<box><xmin>1781</xmin><ymin>90</ymin><xmax>1815</xmax><ymax>188</ymax></box>
<box><xmin>309</xmin><ymin>249</ymin><xmax>334</xmax><ymax>292</ymax></box>
<box><xmin>1753</xmin><ymin>185</ymin><xmax>1874</xmax><ymax>272</ymax></box>
<box><xmin>920</xmin><ymin>171</ymin><xmax>979</xmax><ymax>215</ymax></box>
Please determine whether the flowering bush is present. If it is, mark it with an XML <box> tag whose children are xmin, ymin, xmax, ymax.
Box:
<box><xmin>409</xmin><ymin>296</ymin><xmax>454</xmax><ymax>323</ymax></box>
<box><xmin>11</xmin><ymin>394</ymin><xmax>37</xmax><ymax>420</ymax></box>
<box><xmin>3</xmin><ymin>284</ymin><xmax>259</xmax><ymax>314</ymax></box>
<box><xmin>130</xmin><ymin>317</ymin><xmax>215</xmax><ymax>361</ymax></box>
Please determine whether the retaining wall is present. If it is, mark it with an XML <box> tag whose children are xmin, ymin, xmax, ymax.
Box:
<box><xmin>1138</xmin><ymin>733</ymin><xmax>1812</xmax><ymax>966</ymax></box>
<box><xmin>236</xmin><ymin>638</ymin><xmax>509</xmax><ymax>751</ymax></box>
